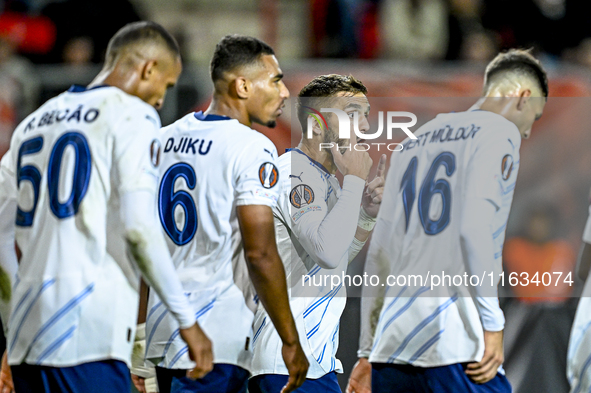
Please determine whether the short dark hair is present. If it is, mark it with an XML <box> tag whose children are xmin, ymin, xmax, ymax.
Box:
<box><xmin>105</xmin><ymin>21</ymin><xmax>180</xmax><ymax>65</ymax></box>
<box><xmin>210</xmin><ymin>35</ymin><xmax>275</xmax><ymax>82</ymax></box>
<box><xmin>484</xmin><ymin>49</ymin><xmax>549</xmax><ymax>98</ymax></box>
<box><xmin>297</xmin><ymin>74</ymin><xmax>368</xmax><ymax>130</ymax></box>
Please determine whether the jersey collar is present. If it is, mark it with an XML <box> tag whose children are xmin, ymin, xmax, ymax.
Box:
<box><xmin>286</xmin><ymin>148</ymin><xmax>331</xmax><ymax>176</ymax></box>
<box><xmin>194</xmin><ymin>111</ymin><xmax>232</xmax><ymax>121</ymax></box>
<box><xmin>68</xmin><ymin>84</ymin><xmax>110</xmax><ymax>93</ymax></box>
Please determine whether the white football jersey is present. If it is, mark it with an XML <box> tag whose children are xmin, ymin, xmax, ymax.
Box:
<box><xmin>250</xmin><ymin>149</ymin><xmax>365</xmax><ymax>378</ymax></box>
<box><xmin>145</xmin><ymin>112</ymin><xmax>280</xmax><ymax>370</ymax></box>
<box><xmin>567</xmin><ymin>206</ymin><xmax>591</xmax><ymax>393</ymax></box>
<box><xmin>0</xmin><ymin>85</ymin><xmax>164</xmax><ymax>367</ymax></box>
<box><xmin>367</xmin><ymin>110</ymin><xmax>520</xmax><ymax>367</ymax></box>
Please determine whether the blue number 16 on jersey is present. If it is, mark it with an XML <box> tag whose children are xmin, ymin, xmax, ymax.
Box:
<box><xmin>158</xmin><ymin>162</ymin><xmax>198</xmax><ymax>246</ymax></box>
<box><xmin>400</xmin><ymin>152</ymin><xmax>456</xmax><ymax>235</ymax></box>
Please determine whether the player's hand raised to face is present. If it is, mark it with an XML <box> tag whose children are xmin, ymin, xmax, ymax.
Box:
<box><xmin>346</xmin><ymin>357</ymin><xmax>372</xmax><ymax>393</ymax></box>
<box><xmin>362</xmin><ymin>154</ymin><xmax>387</xmax><ymax>218</ymax></box>
<box><xmin>280</xmin><ymin>341</ymin><xmax>309</xmax><ymax>393</ymax></box>
<box><xmin>465</xmin><ymin>330</ymin><xmax>504</xmax><ymax>384</ymax></box>
<box><xmin>180</xmin><ymin>323</ymin><xmax>214</xmax><ymax>380</ymax></box>
<box><xmin>330</xmin><ymin>143</ymin><xmax>372</xmax><ymax>181</ymax></box>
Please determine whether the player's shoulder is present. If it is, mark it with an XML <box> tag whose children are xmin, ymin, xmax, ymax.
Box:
<box><xmin>456</xmin><ymin>110</ymin><xmax>518</xmax><ymax>137</ymax></box>
<box><xmin>433</xmin><ymin>110</ymin><xmax>520</xmax><ymax>147</ymax></box>
<box><xmin>279</xmin><ymin>149</ymin><xmax>329</xmax><ymax>189</ymax></box>
<box><xmin>160</xmin><ymin>112</ymin><xmax>197</xmax><ymax>136</ymax></box>
<box><xmin>164</xmin><ymin>112</ymin><xmax>276</xmax><ymax>148</ymax></box>
<box><xmin>105</xmin><ymin>87</ymin><xmax>160</xmax><ymax>126</ymax></box>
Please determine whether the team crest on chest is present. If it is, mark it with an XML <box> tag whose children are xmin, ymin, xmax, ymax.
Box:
<box><xmin>150</xmin><ymin>139</ymin><xmax>161</xmax><ymax>168</ymax></box>
<box><xmin>501</xmin><ymin>154</ymin><xmax>513</xmax><ymax>181</ymax></box>
<box><xmin>259</xmin><ymin>162</ymin><xmax>279</xmax><ymax>188</ymax></box>
<box><xmin>290</xmin><ymin>184</ymin><xmax>314</xmax><ymax>208</ymax></box>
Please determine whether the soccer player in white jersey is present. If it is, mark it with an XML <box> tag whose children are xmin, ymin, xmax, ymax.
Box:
<box><xmin>0</xmin><ymin>22</ymin><xmax>213</xmax><ymax>393</ymax></box>
<box><xmin>248</xmin><ymin>74</ymin><xmax>386</xmax><ymax>393</ymax></box>
<box><xmin>143</xmin><ymin>35</ymin><xmax>308</xmax><ymax>393</ymax></box>
<box><xmin>347</xmin><ymin>49</ymin><xmax>548</xmax><ymax>393</ymax></box>
<box><xmin>567</xmin><ymin>204</ymin><xmax>591</xmax><ymax>392</ymax></box>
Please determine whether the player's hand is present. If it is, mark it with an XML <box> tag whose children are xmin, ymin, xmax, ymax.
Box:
<box><xmin>361</xmin><ymin>154</ymin><xmax>387</xmax><ymax>218</ymax></box>
<box><xmin>179</xmin><ymin>323</ymin><xmax>213</xmax><ymax>380</ymax></box>
<box><xmin>0</xmin><ymin>350</ymin><xmax>14</xmax><ymax>393</ymax></box>
<box><xmin>131</xmin><ymin>374</ymin><xmax>147</xmax><ymax>393</ymax></box>
<box><xmin>346</xmin><ymin>357</ymin><xmax>372</xmax><ymax>393</ymax></box>
<box><xmin>465</xmin><ymin>330</ymin><xmax>504</xmax><ymax>384</ymax></box>
<box><xmin>330</xmin><ymin>143</ymin><xmax>372</xmax><ymax>181</ymax></box>
<box><xmin>280</xmin><ymin>341</ymin><xmax>309</xmax><ymax>393</ymax></box>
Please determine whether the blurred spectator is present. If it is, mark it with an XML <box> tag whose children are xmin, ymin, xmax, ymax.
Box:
<box><xmin>39</xmin><ymin>0</ymin><xmax>142</xmax><ymax>63</ymax></box>
<box><xmin>482</xmin><ymin>0</ymin><xmax>591</xmax><ymax>58</ymax></box>
<box><xmin>503</xmin><ymin>205</ymin><xmax>576</xmax><ymax>303</ymax></box>
<box><xmin>443</xmin><ymin>0</ymin><xmax>499</xmax><ymax>61</ymax></box>
<box><xmin>459</xmin><ymin>29</ymin><xmax>498</xmax><ymax>61</ymax></box>
<box><xmin>502</xmin><ymin>204</ymin><xmax>577</xmax><ymax>393</ymax></box>
<box><xmin>62</xmin><ymin>36</ymin><xmax>93</xmax><ymax>66</ymax></box>
<box><xmin>379</xmin><ymin>0</ymin><xmax>449</xmax><ymax>60</ymax></box>
<box><xmin>0</xmin><ymin>34</ymin><xmax>39</xmax><ymax>156</ymax></box>
<box><xmin>0</xmin><ymin>10</ymin><xmax>56</xmax><ymax>57</ymax></box>
<box><xmin>310</xmin><ymin>0</ymin><xmax>380</xmax><ymax>58</ymax></box>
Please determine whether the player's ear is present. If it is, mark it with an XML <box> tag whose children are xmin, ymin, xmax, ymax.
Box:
<box><xmin>141</xmin><ymin>60</ymin><xmax>157</xmax><ymax>81</ymax></box>
<box><xmin>517</xmin><ymin>89</ymin><xmax>531</xmax><ymax>111</ymax></box>
<box><xmin>234</xmin><ymin>76</ymin><xmax>251</xmax><ymax>99</ymax></box>
<box><xmin>308</xmin><ymin>115</ymin><xmax>323</xmax><ymax>136</ymax></box>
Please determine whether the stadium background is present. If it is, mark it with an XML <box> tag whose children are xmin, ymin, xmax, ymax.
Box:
<box><xmin>1</xmin><ymin>0</ymin><xmax>591</xmax><ymax>391</ymax></box>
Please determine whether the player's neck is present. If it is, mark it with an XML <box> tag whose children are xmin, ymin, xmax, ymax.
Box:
<box><xmin>297</xmin><ymin>142</ymin><xmax>337</xmax><ymax>174</ymax></box>
<box><xmin>88</xmin><ymin>65</ymin><xmax>140</xmax><ymax>97</ymax></box>
<box><xmin>205</xmin><ymin>97</ymin><xmax>252</xmax><ymax>128</ymax></box>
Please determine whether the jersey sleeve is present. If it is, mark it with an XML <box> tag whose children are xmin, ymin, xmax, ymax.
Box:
<box><xmin>464</xmin><ymin>122</ymin><xmax>520</xmax><ymax>210</ymax></box>
<box><xmin>112</xmin><ymin>103</ymin><xmax>162</xmax><ymax>196</ymax></box>
<box><xmin>0</xmin><ymin>148</ymin><xmax>19</xmax><ymax>329</ymax></box>
<box><xmin>283</xmin><ymin>162</ymin><xmax>329</xmax><ymax>233</ymax></box>
<box><xmin>234</xmin><ymin>136</ymin><xmax>280</xmax><ymax>207</ymax></box>
<box><xmin>284</xmin><ymin>158</ymin><xmax>365</xmax><ymax>270</ymax></box>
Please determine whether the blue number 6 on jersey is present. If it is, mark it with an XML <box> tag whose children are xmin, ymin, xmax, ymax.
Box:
<box><xmin>158</xmin><ymin>162</ymin><xmax>198</xmax><ymax>245</ymax></box>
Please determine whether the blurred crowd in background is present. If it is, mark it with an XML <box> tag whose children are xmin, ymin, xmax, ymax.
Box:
<box><xmin>4</xmin><ymin>0</ymin><xmax>591</xmax><ymax>64</ymax></box>
<box><xmin>2</xmin><ymin>0</ymin><xmax>591</xmax><ymax>133</ymax></box>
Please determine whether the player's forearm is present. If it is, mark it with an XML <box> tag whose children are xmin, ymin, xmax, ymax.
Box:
<box><xmin>460</xmin><ymin>197</ymin><xmax>505</xmax><ymax>331</ymax></box>
<box><xmin>0</xmin><ymin>243</ymin><xmax>17</xmax><ymax>333</ymax></box>
<box><xmin>576</xmin><ymin>242</ymin><xmax>591</xmax><ymax>281</ymax></box>
<box><xmin>348</xmin><ymin>228</ymin><xmax>370</xmax><ymax>264</ymax></box>
<box><xmin>237</xmin><ymin>204</ymin><xmax>300</xmax><ymax>345</ymax></box>
<box><xmin>348</xmin><ymin>208</ymin><xmax>378</xmax><ymax>263</ymax></box>
<box><xmin>358</xmin><ymin>240</ymin><xmax>389</xmax><ymax>357</ymax></box>
<box><xmin>245</xmin><ymin>250</ymin><xmax>299</xmax><ymax>345</ymax></box>
<box><xmin>121</xmin><ymin>190</ymin><xmax>195</xmax><ymax>329</ymax></box>
<box><xmin>0</xmin><ymin>193</ymin><xmax>18</xmax><ymax>330</ymax></box>
<box><xmin>358</xmin><ymin>294</ymin><xmax>384</xmax><ymax>358</ymax></box>
<box><xmin>300</xmin><ymin>175</ymin><xmax>365</xmax><ymax>269</ymax></box>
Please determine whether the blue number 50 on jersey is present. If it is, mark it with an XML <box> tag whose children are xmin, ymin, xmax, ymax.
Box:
<box><xmin>16</xmin><ymin>132</ymin><xmax>91</xmax><ymax>227</ymax></box>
